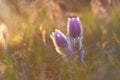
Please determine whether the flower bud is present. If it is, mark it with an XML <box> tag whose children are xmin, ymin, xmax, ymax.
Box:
<box><xmin>51</xmin><ymin>29</ymin><xmax>68</xmax><ymax>48</ymax></box>
<box><xmin>67</xmin><ymin>17</ymin><xmax>83</xmax><ymax>38</ymax></box>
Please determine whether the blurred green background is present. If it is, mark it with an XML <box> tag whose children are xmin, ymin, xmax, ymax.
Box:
<box><xmin>0</xmin><ymin>0</ymin><xmax>120</xmax><ymax>80</ymax></box>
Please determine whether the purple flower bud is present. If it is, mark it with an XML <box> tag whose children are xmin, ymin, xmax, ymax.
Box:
<box><xmin>52</xmin><ymin>29</ymin><xmax>68</xmax><ymax>47</ymax></box>
<box><xmin>67</xmin><ymin>17</ymin><xmax>83</xmax><ymax>38</ymax></box>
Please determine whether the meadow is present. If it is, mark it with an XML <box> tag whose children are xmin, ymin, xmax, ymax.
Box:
<box><xmin>0</xmin><ymin>0</ymin><xmax>120</xmax><ymax>80</ymax></box>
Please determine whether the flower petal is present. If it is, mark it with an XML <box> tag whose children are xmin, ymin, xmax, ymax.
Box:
<box><xmin>67</xmin><ymin>17</ymin><xmax>83</xmax><ymax>38</ymax></box>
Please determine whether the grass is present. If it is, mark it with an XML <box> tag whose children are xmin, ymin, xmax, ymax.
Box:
<box><xmin>0</xmin><ymin>7</ymin><xmax>120</xmax><ymax>80</ymax></box>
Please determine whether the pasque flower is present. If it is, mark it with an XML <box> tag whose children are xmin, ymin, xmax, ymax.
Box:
<box><xmin>50</xmin><ymin>29</ymin><xmax>74</xmax><ymax>61</ymax></box>
<box><xmin>50</xmin><ymin>17</ymin><xmax>84</xmax><ymax>62</ymax></box>
<box><xmin>67</xmin><ymin>17</ymin><xmax>83</xmax><ymax>38</ymax></box>
<box><xmin>51</xmin><ymin>29</ymin><xmax>68</xmax><ymax>48</ymax></box>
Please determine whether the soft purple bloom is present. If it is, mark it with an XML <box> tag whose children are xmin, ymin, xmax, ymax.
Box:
<box><xmin>67</xmin><ymin>17</ymin><xmax>82</xmax><ymax>38</ymax></box>
<box><xmin>50</xmin><ymin>17</ymin><xmax>85</xmax><ymax>62</ymax></box>
<box><xmin>52</xmin><ymin>29</ymin><xmax>68</xmax><ymax>47</ymax></box>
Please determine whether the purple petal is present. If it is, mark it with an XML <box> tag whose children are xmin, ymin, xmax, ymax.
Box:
<box><xmin>67</xmin><ymin>17</ymin><xmax>82</xmax><ymax>38</ymax></box>
<box><xmin>53</xmin><ymin>30</ymin><xmax>68</xmax><ymax>47</ymax></box>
